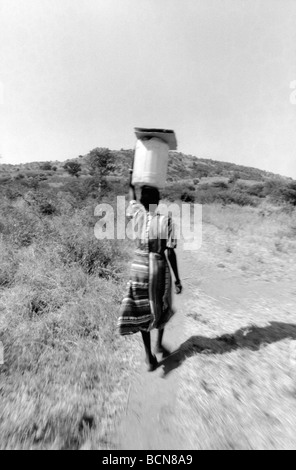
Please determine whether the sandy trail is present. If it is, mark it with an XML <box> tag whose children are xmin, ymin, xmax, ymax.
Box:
<box><xmin>113</xmin><ymin>245</ymin><xmax>190</xmax><ymax>450</ymax></box>
<box><xmin>113</xmin><ymin>222</ymin><xmax>296</xmax><ymax>450</ymax></box>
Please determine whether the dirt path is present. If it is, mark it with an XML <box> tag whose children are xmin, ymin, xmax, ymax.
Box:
<box><xmin>113</xmin><ymin>222</ymin><xmax>296</xmax><ymax>450</ymax></box>
<box><xmin>113</xmin><ymin>244</ymin><xmax>191</xmax><ymax>450</ymax></box>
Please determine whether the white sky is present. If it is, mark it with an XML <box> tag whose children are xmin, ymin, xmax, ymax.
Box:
<box><xmin>0</xmin><ymin>0</ymin><xmax>296</xmax><ymax>177</ymax></box>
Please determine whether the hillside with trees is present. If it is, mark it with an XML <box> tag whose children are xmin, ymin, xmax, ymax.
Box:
<box><xmin>1</xmin><ymin>148</ymin><xmax>295</xmax><ymax>208</ymax></box>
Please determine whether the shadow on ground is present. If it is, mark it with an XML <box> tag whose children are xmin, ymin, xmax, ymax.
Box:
<box><xmin>160</xmin><ymin>322</ymin><xmax>296</xmax><ymax>377</ymax></box>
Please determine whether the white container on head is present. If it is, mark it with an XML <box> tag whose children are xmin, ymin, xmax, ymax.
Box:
<box><xmin>132</xmin><ymin>137</ymin><xmax>169</xmax><ymax>188</ymax></box>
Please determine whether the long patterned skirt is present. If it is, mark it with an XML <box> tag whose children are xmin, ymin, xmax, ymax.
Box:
<box><xmin>118</xmin><ymin>249</ymin><xmax>175</xmax><ymax>336</ymax></box>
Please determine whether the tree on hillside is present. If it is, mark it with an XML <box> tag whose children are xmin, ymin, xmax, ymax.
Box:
<box><xmin>86</xmin><ymin>147</ymin><xmax>115</xmax><ymax>193</ymax></box>
<box><xmin>63</xmin><ymin>161</ymin><xmax>81</xmax><ymax>178</ymax></box>
<box><xmin>40</xmin><ymin>162</ymin><xmax>52</xmax><ymax>171</ymax></box>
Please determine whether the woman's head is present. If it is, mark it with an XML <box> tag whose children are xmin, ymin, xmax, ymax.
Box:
<box><xmin>140</xmin><ymin>185</ymin><xmax>160</xmax><ymax>211</ymax></box>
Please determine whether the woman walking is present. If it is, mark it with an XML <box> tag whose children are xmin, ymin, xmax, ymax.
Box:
<box><xmin>118</xmin><ymin>169</ymin><xmax>183</xmax><ymax>371</ymax></box>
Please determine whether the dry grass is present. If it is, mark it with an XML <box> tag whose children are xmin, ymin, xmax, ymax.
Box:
<box><xmin>201</xmin><ymin>203</ymin><xmax>296</xmax><ymax>281</ymax></box>
<box><xmin>172</xmin><ymin>203</ymin><xmax>296</xmax><ymax>449</ymax></box>
<box><xmin>0</xmin><ymin>193</ymin><xmax>136</xmax><ymax>450</ymax></box>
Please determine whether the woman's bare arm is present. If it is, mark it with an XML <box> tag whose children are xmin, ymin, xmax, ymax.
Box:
<box><xmin>167</xmin><ymin>248</ymin><xmax>182</xmax><ymax>294</ymax></box>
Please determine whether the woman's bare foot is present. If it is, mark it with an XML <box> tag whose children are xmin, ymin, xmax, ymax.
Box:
<box><xmin>145</xmin><ymin>354</ymin><xmax>158</xmax><ymax>372</ymax></box>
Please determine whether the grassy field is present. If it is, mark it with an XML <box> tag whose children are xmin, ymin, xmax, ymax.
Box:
<box><xmin>0</xmin><ymin>183</ymin><xmax>138</xmax><ymax>449</ymax></box>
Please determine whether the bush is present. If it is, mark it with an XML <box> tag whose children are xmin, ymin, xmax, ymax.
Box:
<box><xmin>181</xmin><ymin>191</ymin><xmax>195</xmax><ymax>203</ymax></box>
<box><xmin>212</xmin><ymin>181</ymin><xmax>229</xmax><ymax>189</ymax></box>
<box><xmin>219</xmin><ymin>190</ymin><xmax>258</xmax><ymax>206</ymax></box>
<box><xmin>0</xmin><ymin>176</ymin><xmax>12</xmax><ymax>184</ymax></box>
<box><xmin>263</xmin><ymin>179</ymin><xmax>284</xmax><ymax>197</ymax></box>
<box><xmin>187</xmin><ymin>185</ymin><xmax>196</xmax><ymax>191</ymax></box>
<box><xmin>229</xmin><ymin>172</ymin><xmax>241</xmax><ymax>184</ymax></box>
<box><xmin>40</xmin><ymin>162</ymin><xmax>52</xmax><ymax>171</ymax></box>
<box><xmin>39</xmin><ymin>201</ymin><xmax>57</xmax><ymax>215</ymax></box>
<box><xmin>63</xmin><ymin>162</ymin><xmax>82</xmax><ymax>178</ymax></box>
<box><xmin>4</xmin><ymin>186</ymin><xmax>23</xmax><ymax>200</ymax></box>
<box><xmin>162</xmin><ymin>183</ymin><xmax>196</xmax><ymax>202</ymax></box>
<box><xmin>20</xmin><ymin>191</ymin><xmax>58</xmax><ymax>217</ymax></box>
<box><xmin>15</xmin><ymin>173</ymin><xmax>25</xmax><ymax>180</ymax></box>
<box><xmin>38</xmin><ymin>173</ymin><xmax>49</xmax><ymax>181</ymax></box>
<box><xmin>198</xmin><ymin>183</ymin><xmax>210</xmax><ymax>190</ymax></box>
<box><xmin>25</xmin><ymin>177</ymin><xmax>40</xmax><ymax>190</ymax></box>
<box><xmin>279</xmin><ymin>185</ymin><xmax>296</xmax><ymax>206</ymax></box>
<box><xmin>264</xmin><ymin>180</ymin><xmax>296</xmax><ymax>206</ymax></box>
<box><xmin>245</xmin><ymin>183</ymin><xmax>265</xmax><ymax>198</ymax></box>
<box><xmin>0</xmin><ymin>208</ymin><xmax>40</xmax><ymax>247</ymax></box>
<box><xmin>58</xmin><ymin>232</ymin><xmax>122</xmax><ymax>277</ymax></box>
<box><xmin>61</xmin><ymin>177</ymin><xmax>106</xmax><ymax>203</ymax></box>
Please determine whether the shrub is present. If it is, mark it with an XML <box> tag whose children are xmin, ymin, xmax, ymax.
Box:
<box><xmin>15</xmin><ymin>173</ymin><xmax>25</xmax><ymax>180</ymax></box>
<box><xmin>0</xmin><ymin>176</ymin><xmax>11</xmax><ymax>184</ymax></box>
<box><xmin>181</xmin><ymin>191</ymin><xmax>195</xmax><ymax>203</ymax></box>
<box><xmin>38</xmin><ymin>173</ymin><xmax>49</xmax><ymax>181</ymax></box>
<box><xmin>229</xmin><ymin>172</ymin><xmax>241</xmax><ymax>184</ymax></box>
<box><xmin>198</xmin><ymin>183</ymin><xmax>210</xmax><ymax>190</ymax></box>
<box><xmin>1</xmin><ymin>210</ymin><xmax>40</xmax><ymax>246</ymax></box>
<box><xmin>187</xmin><ymin>185</ymin><xmax>196</xmax><ymax>191</ymax></box>
<box><xmin>39</xmin><ymin>201</ymin><xmax>57</xmax><ymax>215</ymax></box>
<box><xmin>245</xmin><ymin>183</ymin><xmax>265</xmax><ymax>198</ymax></box>
<box><xmin>264</xmin><ymin>180</ymin><xmax>296</xmax><ymax>206</ymax></box>
<box><xmin>25</xmin><ymin>177</ymin><xmax>40</xmax><ymax>190</ymax></box>
<box><xmin>59</xmin><ymin>233</ymin><xmax>122</xmax><ymax>277</ymax></box>
<box><xmin>61</xmin><ymin>178</ymin><xmax>105</xmax><ymax>203</ymax></box>
<box><xmin>4</xmin><ymin>186</ymin><xmax>23</xmax><ymax>200</ymax></box>
<box><xmin>162</xmin><ymin>183</ymin><xmax>196</xmax><ymax>202</ymax></box>
<box><xmin>263</xmin><ymin>179</ymin><xmax>284</xmax><ymax>197</ymax></box>
<box><xmin>40</xmin><ymin>162</ymin><xmax>52</xmax><ymax>171</ymax></box>
<box><xmin>219</xmin><ymin>190</ymin><xmax>258</xmax><ymax>206</ymax></box>
<box><xmin>63</xmin><ymin>162</ymin><xmax>82</xmax><ymax>178</ymax></box>
<box><xmin>20</xmin><ymin>191</ymin><xmax>58</xmax><ymax>217</ymax></box>
<box><xmin>212</xmin><ymin>181</ymin><xmax>229</xmax><ymax>189</ymax></box>
<box><xmin>279</xmin><ymin>185</ymin><xmax>296</xmax><ymax>206</ymax></box>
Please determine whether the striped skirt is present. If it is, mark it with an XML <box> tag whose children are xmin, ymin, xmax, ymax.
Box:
<box><xmin>118</xmin><ymin>249</ymin><xmax>175</xmax><ymax>336</ymax></box>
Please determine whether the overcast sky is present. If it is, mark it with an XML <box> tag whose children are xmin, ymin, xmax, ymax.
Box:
<box><xmin>0</xmin><ymin>0</ymin><xmax>296</xmax><ymax>177</ymax></box>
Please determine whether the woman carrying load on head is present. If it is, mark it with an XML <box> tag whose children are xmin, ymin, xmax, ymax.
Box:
<box><xmin>118</xmin><ymin>169</ymin><xmax>183</xmax><ymax>371</ymax></box>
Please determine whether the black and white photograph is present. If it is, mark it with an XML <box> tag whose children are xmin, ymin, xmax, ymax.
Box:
<box><xmin>0</xmin><ymin>0</ymin><xmax>296</xmax><ymax>452</ymax></box>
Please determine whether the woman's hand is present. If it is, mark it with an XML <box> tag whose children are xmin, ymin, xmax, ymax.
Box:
<box><xmin>129</xmin><ymin>169</ymin><xmax>136</xmax><ymax>201</ymax></box>
<box><xmin>175</xmin><ymin>280</ymin><xmax>183</xmax><ymax>294</ymax></box>
<box><xmin>129</xmin><ymin>168</ymin><xmax>133</xmax><ymax>184</ymax></box>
